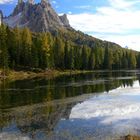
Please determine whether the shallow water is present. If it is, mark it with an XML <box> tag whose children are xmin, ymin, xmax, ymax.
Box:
<box><xmin>0</xmin><ymin>71</ymin><xmax>140</xmax><ymax>140</ymax></box>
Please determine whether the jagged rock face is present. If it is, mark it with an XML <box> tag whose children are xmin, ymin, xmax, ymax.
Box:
<box><xmin>59</xmin><ymin>14</ymin><xmax>70</xmax><ymax>27</ymax></box>
<box><xmin>12</xmin><ymin>2</ymin><xmax>25</xmax><ymax>16</ymax></box>
<box><xmin>3</xmin><ymin>0</ymin><xmax>71</xmax><ymax>32</ymax></box>
<box><xmin>28</xmin><ymin>0</ymin><xmax>34</xmax><ymax>5</ymax></box>
<box><xmin>0</xmin><ymin>10</ymin><xmax>3</xmax><ymax>26</ymax></box>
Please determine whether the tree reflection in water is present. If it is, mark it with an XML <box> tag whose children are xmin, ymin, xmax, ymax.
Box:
<box><xmin>0</xmin><ymin>71</ymin><xmax>140</xmax><ymax>140</ymax></box>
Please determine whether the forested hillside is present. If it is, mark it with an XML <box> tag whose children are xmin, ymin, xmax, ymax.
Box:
<box><xmin>0</xmin><ymin>24</ymin><xmax>140</xmax><ymax>72</ymax></box>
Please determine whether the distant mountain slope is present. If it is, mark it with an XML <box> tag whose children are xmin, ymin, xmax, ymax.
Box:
<box><xmin>2</xmin><ymin>0</ymin><xmax>123</xmax><ymax>50</ymax></box>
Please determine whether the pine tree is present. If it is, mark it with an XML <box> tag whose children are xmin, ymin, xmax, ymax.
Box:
<box><xmin>69</xmin><ymin>47</ymin><xmax>74</xmax><ymax>70</ymax></box>
<box><xmin>54</xmin><ymin>37</ymin><xmax>65</xmax><ymax>69</ymax></box>
<box><xmin>88</xmin><ymin>48</ymin><xmax>95</xmax><ymax>70</ymax></box>
<box><xmin>47</xmin><ymin>33</ymin><xmax>54</xmax><ymax>68</ymax></box>
<box><xmin>41</xmin><ymin>34</ymin><xmax>51</xmax><ymax>68</ymax></box>
<box><xmin>0</xmin><ymin>25</ymin><xmax>139</xmax><ymax>71</ymax></box>
<box><xmin>31</xmin><ymin>44</ymin><xmax>39</xmax><ymax>68</ymax></box>
<box><xmin>129</xmin><ymin>51</ymin><xmax>136</xmax><ymax>69</ymax></box>
<box><xmin>81</xmin><ymin>46</ymin><xmax>88</xmax><ymax>70</ymax></box>
<box><xmin>103</xmin><ymin>46</ymin><xmax>113</xmax><ymax>70</ymax></box>
<box><xmin>121</xmin><ymin>52</ymin><xmax>128</xmax><ymax>69</ymax></box>
<box><xmin>94</xmin><ymin>45</ymin><xmax>104</xmax><ymax>69</ymax></box>
<box><xmin>0</xmin><ymin>24</ymin><xmax>9</xmax><ymax>74</ymax></box>
<box><xmin>74</xmin><ymin>46</ymin><xmax>82</xmax><ymax>70</ymax></box>
<box><xmin>64</xmin><ymin>41</ymin><xmax>70</xmax><ymax>69</ymax></box>
<box><xmin>13</xmin><ymin>27</ymin><xmax>22</xmax><ymax>66</ymax></box>
<box><xmin>137</xmin><ymin>53</ymin><xmax>140</xmax><ymax>68</ymax></box>
<box><xmin>21</xmin><ymin>28</ymin><xmax>32</xmax><ymax>67</ymax></box>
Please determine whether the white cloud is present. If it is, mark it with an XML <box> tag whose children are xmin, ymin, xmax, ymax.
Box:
<box><xmin>68</xmin><ymin>11</ymin><xmax>72</xmax><ymax>14</ymax></box>
<box><xmin>0</xmin><ymin>0</ymin><xmax>14</xmax><ymax>4</ymax></box>
<box><xmin>51</xmin><ymin>0</ymin><xmax>56</xmax><ymax>4</ymax></box>
<box><xmin>96</xmin><ymin>34</ymin><xmax>140</xmax><ymax>51</ymax></box>
<box><xmin>67</xmin><ymin>0</ymin><xmax>140</xmax><ymax>51</ymax></box>
<box><xmin>108</xmin><ymin>0</ymin><xmax>140</xmax><ymax>9</ymax></box>
<box><xmin>70</xmin><ymin>81</ymin><xmax>140</xmax><ymax>125</ymax></box>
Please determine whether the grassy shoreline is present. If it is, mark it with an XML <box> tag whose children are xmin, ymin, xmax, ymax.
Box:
<box><xmin>0</xmin><ymin>69</ymin><xmax>139</xmax><ymax>81</ymax></box>
<box><xmin>122</xmin><ymin>135</ymin><xmax>140</xmax><ymax>140</ymax></box>
<box><xmin>0</xmin><ymin>69</ymin><xmax>94</xmax><ymax>81</ymax></box>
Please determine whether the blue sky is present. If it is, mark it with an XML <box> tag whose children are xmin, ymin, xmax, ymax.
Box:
<box><xmin>1</xmin><ymin>0</ymin><xmax>140</xmax><ymax>51</ymax></box>
<box><xmin>0</xmin><ymin>0</ymin><xmax>108</xmax><ymax>16</ymax></box>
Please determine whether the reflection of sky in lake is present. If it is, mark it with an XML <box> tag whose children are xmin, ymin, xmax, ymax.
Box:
<box><xmin>55</xmin><ymin>81</ymin><xmax>140</xmax><ymax>140</ymax></box>
<box><xmin>70</xmin><ymin>81</ymin><xmax>140</xmax><ymax>121</ymax></box>
<box><xmin>1</xmin><ymin>74</ymin><xmax>140</xmax><ymax>140</ymax></box>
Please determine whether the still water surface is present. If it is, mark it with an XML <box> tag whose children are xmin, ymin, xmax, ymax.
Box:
<box><xmin>1</xmin><ymin>71</ymin><xmax>140</xmax><ymax>140</ymax></box>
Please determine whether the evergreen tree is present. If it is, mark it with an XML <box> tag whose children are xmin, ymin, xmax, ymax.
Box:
<box><xmin>121</xmin><ymin>52</ymin><xmax>128</xmax><ymax>69</ymax></box>
<box><xmin>129</xmin><ymin>51</ymin><xmax>136</xmax><ymax>69</ymax></box>
<box><xmin>54</xmin><ymin>37</ymin><xmax>65</xmax><ymax>68</ymax></box>
<box><xmin>0</xmin><ymin>24</ymin><xmax>9</xmax><ymax>74</ymax></box>
<box><xmin>69</xmin><ymin>47</ymin><xmax>74</xmax><ymax>70</ymax></box>
<box><xmin>94</xmin><ymin>45</ymin><xmax>104</xmax><ymax>69</ymax></box>
<box><xmin>0</xmin><ymin>24</ymin><xmax>139</xmax><ymax>72</ymax></box>
<box><xmin>40</xmin><ymin>34</ymin><xmax>51</xmax><ymax>69</ymax></box>
<box><xmin>103</xmin><ymin>46</ymin><xmax>113</xmax><ymax>70</ymax></box>
<box><xmin>31</xmin><ymin>44</ymin><xmax>39</xmax><ymax>68</ymax></box>
<box><xmin>47</xmin><ymin>33</ymin><xmax>54</xmax><ymax>68</ymax></box>
<box><xmin>21</xmin><ymin>28</ymin><xmax>32</xmax><ymax>67</ymax></box>
<box><xmin>64</xmin><ymin>41</ymin><xmax>70</xmax><ymax>69</ymax></box>
<box><xmin>81</xmin><ymin>46</ymin><xmax>88</xmax><ymax>70</ymax></box>
<box><xmin>13</xmin><ymin>27</ymin><xmax>21</xmax><ymax>66</ymax></box>
<box><xmin>137</xmin><ymin>53</ymin><xmax>140</xmax><ymax>68</ymax></box>
<box><xmin>88</xmin><ymin>48</ymin><xmax>95</xmax><ymax>70</ymax></box>
<box><xmin>74</xmin><ymin>46</ymin><xmax>82</xmax><ymax>70</ymax></box>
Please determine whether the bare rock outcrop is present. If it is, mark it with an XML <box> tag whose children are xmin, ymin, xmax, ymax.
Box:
<box><xmin>3</xmin><ymin>0</ymin><xmax>71</xmax><ymax>32</ymax></box>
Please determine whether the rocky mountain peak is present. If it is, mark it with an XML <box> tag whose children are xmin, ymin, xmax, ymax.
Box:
<box><xmin>28</xmin><ymin>0</ymin><xmax>35</xmax><ymax>5</ymax></box>
<box><xmin>3</xmin><ymin>0</ymin><xmax>71</xmax><ymax>32</ymax></box>
<box><xmin>59</xmin><ymin>14</ymin><xmax>70</xmax><ymax>27</ymax></box>
<box><xmin>41</xmin><ymin>0</ymin><xmax>49</xmax><ymax>4</ymax></box>
<box><xmin>18</xmin><ymin>0</ymin><xmax>23</xmax><ymax>4</ymax></box>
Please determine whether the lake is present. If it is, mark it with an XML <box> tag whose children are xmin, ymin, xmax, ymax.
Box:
<box><xmin>0</xmin><ymin>70</ymin><xmax>140</xmax><ymax>140</ymax></box>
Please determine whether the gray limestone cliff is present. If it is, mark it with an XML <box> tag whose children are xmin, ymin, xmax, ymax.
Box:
<box><xmin>59</xmin><ymin>14</ymin><xmax>70</xmax><ymax>27</ymax></box>
<box><xmin>3</xmin><ymin>0</ymin><xmax>71</xmax><ymax>32</ymax></box>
